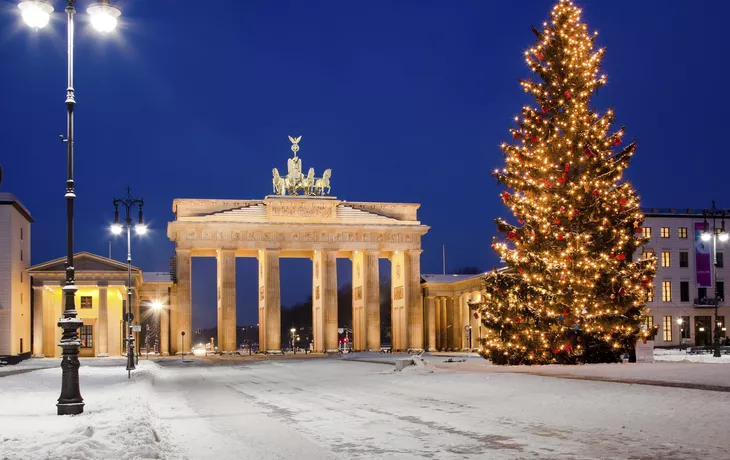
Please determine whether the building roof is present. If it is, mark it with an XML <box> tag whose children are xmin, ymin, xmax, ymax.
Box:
<box><xmin>143</xmin><ymin>272</ymin><xmax>171</xmax><ymax>283</ymax></box>
<box><xmin>421</xmin><ymin>273</ymin><xmax>485</xmax><ymax>284</ymax></box>
<box><xmin>0</xmin><ymin>192</ymin><xmax>34</xmax><ymax>223</ymax></box>
<box><xmin>642</xmin><ymin>207</ymin><xmax>725</xmax><ymax>218</ymax></box>
<box><xmin>28</xmin><ymin>251</ymin><xmax>140</xmax><ymax>273</ymax></box>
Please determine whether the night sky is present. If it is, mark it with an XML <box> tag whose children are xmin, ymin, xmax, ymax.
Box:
<box><xmin>1</xmin><ymin>0</ymin><xmax>729</xmax><ymax>329</ymax></box>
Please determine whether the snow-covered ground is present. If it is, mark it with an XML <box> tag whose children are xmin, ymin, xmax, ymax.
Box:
<box><xmin>655</xmin><ymin>348</ymin><xmax>730</xmax><ymax>363</ymax></box>
<box><xmin>1</xmin><ymin>356</ymin><xmax>729</xmax><ymax>459</ymax></box>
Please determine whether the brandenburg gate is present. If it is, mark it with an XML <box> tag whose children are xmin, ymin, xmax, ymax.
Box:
<box><xmin>165</xmin><ymin>137</ymin><xmax>429</xmax><ymax>354</ymax></box>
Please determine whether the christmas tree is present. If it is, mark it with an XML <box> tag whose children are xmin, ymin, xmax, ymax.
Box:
<box><xmin>479</xmin><ymin>0</ymin><xmax>657</xmax><ymax>365</ymax></box>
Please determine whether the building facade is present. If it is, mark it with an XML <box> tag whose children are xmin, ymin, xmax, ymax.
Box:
<box><xmin>639</xmin><ymin>208</ymin><xmax>729</xmax><ymax>347</ymax></box>
<box><xmin>0</xmin><ymin>193</ymin><xmax>33</xmax><ymax>358</ymax></box>
<box><xmin>28</xmin><ymin>252</ymin><xmax>172</xmax><ymax>357</ymax></box>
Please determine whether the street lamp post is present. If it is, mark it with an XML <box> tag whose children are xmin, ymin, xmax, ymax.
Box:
<box><xmin>18</xmin><ymin>0</ymin><xmax>122</xmax><ymax>416</ymax></box>
<box><xmin>111</xmin><ymin>187</ymin><xmax>146</xmax><ymax>377</ymax></box>
<box><xmin>701</xmin><ymin>201</ymin><xmax>728</xmax><ymax>358</ymax></box>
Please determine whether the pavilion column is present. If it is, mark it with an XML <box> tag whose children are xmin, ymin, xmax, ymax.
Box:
<box><xmin>365</xmin><ymin>251</ymin><xmax>380</xmax><ymax>351</ymax></box>
<box><xmin>160</xmin><ymin>289</ymin><xmax>170</xmax><ymax>355</ymax></box>
<box><xmin>406</xmin><ymin>250</ymin><xmax>423</xmax><ymax>351</ymax></box>
<box><xmin>390</xmin><ymin>251</ymin><xmax>407</xmax><ymax>352</ymax></box>
<box><xmin>323</xmin><ymin>250</ymin><xmax>339</xmax><ymax>352</ymax></box>
<box><xmin>461</xmin><ymin>294</ymin><xmax>470</xmax><ymax>350</ymax></box>
<box><xmin>440</xmin><ymin>297</ymin><xmax>447</xmax><ymax>350</ymax></box>
<box><xmin>351</xmin><ymin>251</ymin><xmax>365</xmax><ymax>351</ymax></box>
<box><xmin>259</xmin><ymin>250</ymin><xmax>281</xmax><ymax>353</ymax></box>
<box><xmin>97</xmin><ymin>285</ymin><xmax>108</xmax><ymax>357</ymax></box>
<box><xmin>174</xmin><ymin>249</ymin><xmax>192</xmax><ymax>354</ymax></box>
<box><xmin>435</xmin><ymin>297</ymin><xmax>443</xmax><ymax>350</ymax></box>
<box><xmin>217</xmin><ymin>249</ymin><xmax>237</xmax><ymax>352</ymax></box>
<box><xmin>312</xmin><ymin>250</ymin><xmax>324</xmax><ymax>353</ymax></box>
<box><xmin>469</xmin><ymin>291</ymin><xmax>482</xmax><ymax>348</ymax></box>
<box><xmin>425</xmin><ymin>296</ymin><xmax>436</xmax><ymax>351</ymax></box>
<box><xmin>446</xmin><ymin>297</ymin><xmax>456</xmax><ymax>350</ymax></box>
<box><xmin>32</xmin><ymin>287</ymin><xmax>44</xmax><ymax>357</ymax></box>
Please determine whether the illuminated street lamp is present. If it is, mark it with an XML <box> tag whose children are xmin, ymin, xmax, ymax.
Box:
<box><xmin>17</xmin><ymin>0</ymin><xmax>122</xmax><ymax>416</ymax></box>
<box><xmin>701</xmin><ymin>201</ymin><xmax>728</xmax><ymax>358</ymax></box>
<box><xmin>111</xmin><ymin>187</ymin><xmax>146</xmax><ymax>377</ymax></box>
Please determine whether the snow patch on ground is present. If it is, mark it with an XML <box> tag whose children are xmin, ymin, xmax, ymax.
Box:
<box><xmin>654</xmin><ymin>348</ymin><xmax>730</xmax><ymax>363</ymax></box>
<box><xmin>0</xmin><ymin>360</ymin><xmax>177</xmax><ymax>460</ymax></box>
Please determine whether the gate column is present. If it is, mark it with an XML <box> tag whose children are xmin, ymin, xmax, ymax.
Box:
<box><xmin>259</xmin><ymin>250</ymin><xmax>281</xmax><ymax>353</ymax></box>
<box><xmin>217</xmin><ymin>249</ymin><xmax>237</xmax><ymax>352</ymax></box>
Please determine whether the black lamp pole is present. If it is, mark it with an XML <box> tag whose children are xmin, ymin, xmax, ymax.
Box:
<box><xmin>702</xmin><ymin>201</ymin><xmax>727</xmax><ymax>358</ymax></box>
<box><xmin>56</xmin><ymin>0</ymin><xmax>83</xmax><ymax>417</ymax></box>
<box><xmin>112</xmin><ymin>187</ymin><xmax>145</xmax><ymax>377</ymax></box>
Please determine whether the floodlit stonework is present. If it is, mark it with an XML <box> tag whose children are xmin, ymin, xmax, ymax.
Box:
<box><xmin>167</xmin><ymin>195</ymin><xmax>430</xmax><ymax>353</ymax></box>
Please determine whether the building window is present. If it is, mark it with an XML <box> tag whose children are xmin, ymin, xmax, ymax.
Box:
<box><xmin>80</xmin><ymin>296</ymin><xmax>93</xmax><ymax>309</ymax></box>
<box><xmin>663</xmin><ymin>316</ymin><xmax>672</xmax><ymax>342</ymax></box>
<box><xmin>642</xmin><ymin>227</ymin><xmax>652</xmax><ymax>239</ymax></box>
<box><xmin>680</xmin><ymin>316</ymin><xmax>691</xmax><ymax>339</ymax></box>
<box><xmin>679</xmin><ymin>251</ymin><xmax>689</xmax><ymax>268</ymax></box>
<box><xmin>720</xmin><ymin>316</ymin><xmax>727</xmax><ymax>338</ymax></box>
<box><xmin>20</xmin><ymin>228</ymin><xmax>23</xmax><ymax>240</ymax></box>
<box><xmin>662</xmin><ymin>281</ymin><xmax>672</xmax><ymax>302</ymax></box>
<box><xmin>20</xmin><ymin>292</ymin><xmax>23</xmax><ymax>304</ymax></box>
<box><xmin>20</xmin><ymin>249</ymin><xmax>23</xmax><ymax>262</ymax></box>
<box><xmin>20</xmin><ymin>271</ymin><xmax>23</xmax><ymax>283</ymax></box>
<box><xmin>678</xmin><ymin>227</ymin><xmax>687</xmax><ymax>239</ymax></box>
<box><xmin>698</xmin><ymin>287</ymin><xmax>707</xmax><ymax>300</ymax></box>
<box><xmin>717</xmin><ymin>253</ymin><xmax>724</xmax><ymax>268</ymax></box>
<box><xmin>645</xmin><ymin>316</ymin><xmax>654</xmax><ymax>329</ymax></box>
<box><xmin>717</xmin><ymin>281</ymin><xmax>725</xmax><ymax>301</ymax></box>
<box><xmin>80</xmin><ymin>325</ymin><xmax>93</xmax><ymax>348</ymax></box>
<box><xmin>661</xmin><ymin>251</ymin><xmax>671</xmax><ymax>268</ymax></box>
<box><xmin>680</xmin><ymin>281</ymin><xmax>689</xmax><ymax>302</ymax></box>
<box><xmin>661</xmin><ymin>227</ymin><xmax>670</xmax><ymax>238</ymax></box>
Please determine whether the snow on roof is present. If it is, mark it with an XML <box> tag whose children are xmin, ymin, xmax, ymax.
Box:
<box><xmin>421</xmin><ymin>273</ymin><xmax>485</xmax><ymax>284</ymax></box>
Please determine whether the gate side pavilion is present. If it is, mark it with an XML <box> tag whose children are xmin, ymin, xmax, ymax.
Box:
<box><xmin>166</xmin><ymin>195</ymin><xmax>430</xmax><ymax>354</ymax></box>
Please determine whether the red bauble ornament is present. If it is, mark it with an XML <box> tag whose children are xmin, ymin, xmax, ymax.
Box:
<box><xmin>620</xmin><ymin>198</ymin><xmax>627</xmax><ymax>205</ymax></box>
<box><xmin>564</xmin><ymin>164</ymin><xmax>570</xmax><ymax>172</ymax></box>
<box><xmin>618</xmin><ymin>287</ymin><xmax>626</xmax><ymax>296</ymax></box>
<box><xmin>564</xmin><ymin>91</ymin><xmax>572</xmax><ymax>99</ymax></box>
<box><xmin>572</xmin><ymin>209</ymin><xmax>579</xmax><ymax>217</ymax></box>
<box><xmin>558</xmin><ymin>175</ymin><xmax>566</xmax><ymax>183</ymax></box>
<box><xmin>513</xmin><ymin>132</ymin><xmax>521</xmax><ymax>139</ymax></box>
<box><xmin>530</xmin><ymin>136</ymin><xmax>538</xmax><ymax>143</ymax></box>
<box><xmin>635</xmin><ymin>227</ymin><xmax>643</xmax><ymax>234</ymax></box>
<box><xmin>557</xmin><ymin>234</ymin><xmax>564</xmax><ymax>240</ymax></box>
<box><xmin>553</xmin><ymin>348</ymin><xmax>561</xmax><ymax>354</ymax></box>
<box><xmin>609</xmin><ymin>252</ymin><xmax>615</xmax><ymax>259</ymax></box>
<box><xmin>518</xmin><ymin>267</ymin><xmax>525</xmax><ymax>274</ymax></box>
<box><xmin>592</xmin><ymin>190</ymin><xmax>599</xmax><ymax>198</ymax></box>
<box><xmin>563</xmin><ymin>310</ymin><xmax>567</xmax><ymax>315</ymax></box>
<box><xmin>566</xmin><ymin>256</ymin><xmax>573</xmax><ymax>262</ymax></box>
<box><xmin>565</xmin><ymin>344</ymin><xmax>573</xmax><ymax>352</ymax></box>
<box><xmin>642</xmin><ymin>279</ymin><xmax>650</xmax><ymax>287</ymax></box>
<box><xmin>502</xmin><ymin>191</ymin><xmax>511</xmax><ymax>201</ymax></box>
<box><xmin>473</xmin><ymin>312</ymin><xmax>479</xmax><ymax>319</ymax></box>
<box><xmin>617</xmin><ymin>253</ymin><xmax>626</xmax><ymax>261</ymax></box>
<box><xmin>507</xmin><ymin>231</ymin><xmax>516</xmax><ymax>240</ymax></box>
<box><xmin>553</xmin><ymin>219</ymin><xmax>561</xmax><ymax>224</ymax></box>
<box><xmin>584</xmin><ymin>148</ymin><xmax>593</xmax><ymax>158</ymax></box>
<box><xmin>515</xmin><ymin>317</ymin><xmax>523</xmax><ymax>323</ymax></box>
<box><xmin>536</xmin><ymin>51</ymin><xmax>544</xmax><ymax>61</ymax></box>
<box><xmin>613</xmin><ymin>137</ymin><xmax>622</xmax><ymax>146</ymax></box>
<box><xmin>560</xmin><ymin>206</ymin><xmax>566</xmax><ymax>212</ymax></box>
<box><xmin>541</xmin><ymin>106</ymin><xmax>548</xmax><ymax>114</ymax></box>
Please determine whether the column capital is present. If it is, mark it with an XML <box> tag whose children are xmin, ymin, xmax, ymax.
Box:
<box><xmin>97</xmin><ymin>281</ymin><xmax>109</xmax><ymax>288</ymax></box>
<box><xmin>364</xmin><ymin>249</ymin><xmax>380</xmax><ymax>256</ymax></box>
<box><xmin>405</xmin><ymin>249</ymin><xmax>423</xmax><ymax>256</ymax></box>
<box><xmin>176</xmin><ymin>248</ymin><xmax>192</xmax><ymax>255</ymax></box>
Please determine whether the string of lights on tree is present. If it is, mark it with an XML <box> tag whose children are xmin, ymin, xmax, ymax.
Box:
<box><xmin>476</xmin><ymin>0</ymin><xmax>657</xmax><ymax>365</ymax></box>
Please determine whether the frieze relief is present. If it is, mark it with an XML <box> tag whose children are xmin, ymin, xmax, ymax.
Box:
<box><xmin>174</xmin><ymin>229</ymin><xmax>421</xmax><ymax>246</ymax></box>
<box><xmin>269</xmin><ymin>202</ymin><xmax>334</xmax><ymax>219</ymax></box>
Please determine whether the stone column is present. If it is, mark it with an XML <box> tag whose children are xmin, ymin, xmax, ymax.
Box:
<box><xmin>440</xmin><ymin>297</ymin><xmax>447</xmax><ymax>350</ymax></box>
<box><xmin>390</xmin><ymin>251</ymin><xmax>407</xmax><ymax>352</ymax></box>
<box><xmin>446</xmin><ymin>297</ymin><xmax>456</xmax><ymax>350</ymax></box>
<box><xmin>217</xmin><ymin>249</ymin><xmax>237</xmax><ymax>352</ymax></box>
<box><xmin>97</xmin><ymin>285</ymin><xmax>108</xmax><ymax>357</ymax></box>
<box><xmin>32</xmin><ymin>286</ymin><xmax>44</xmax><ymax>357</ymax></box>
<box><xmin>425</xmin><ymin>296</ymin><xmax>436</xmax><ymax>351</ymax></box>
<box><xmin>174</xmin><ymin>249</ymin><xmax>192</xmax><ymax>354</ymax></box>
<box><xmin>365</xmin><ymin>251</ymin><xmax>380</xmax><ymax>351</ymax></box>
<box><xmin>323</xmin><ymin>250</ymin><xmax>339</xmax><ymax>352</ymax></box>
<box><xmin>405</xmin><ymin>250</ymin><xmax>423</xmax><ymax>351</ymax></box>
<box><xmin>259</xmin><ymin>250</ymin><xmax>281</xmax><ymax>353</ymax></box>
<box><xmin>470</xmin><ymin>292</ymin><xmax>481</xmax><ymax>348</ymax></box>
<box><xmin>351</xmin><ymin>251</ymin><xmax>365</xmax><ymax>351</ymax></box>
<box><xmin>461</xmin><ymin>294</ymin><xmax>470</xmax><ymax>350</ymax></box>
<box><xmin>312</xmin><ymin>250</ymin><xmax>324</xmax><ymax>353</ymax></box>
<box><xmin>160</xmin><ymin>289</ymin><xmax>170</xmax><ymax>355</ymax></box>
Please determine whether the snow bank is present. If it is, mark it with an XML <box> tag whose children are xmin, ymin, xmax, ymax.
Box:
<box><xmin>0</xmin><ymin>360</ymin><xmax>177</xmax><ymax>460</ymax></box>
<box><xmin>654</xmin><ymin>348</ymin><xmax>730</xmax><ymax>363</ymax></box>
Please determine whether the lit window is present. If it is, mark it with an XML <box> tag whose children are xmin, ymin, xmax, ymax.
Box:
<box><xmin>662</xmin><ymin>281</ymin><xmax>672</xmax><ymax>302</ymax></box>
<box><xmin>662</xmin><ymin>251</ymin><xmax>671</xmax><ymax>268</ymax></box>
<box><xmin>678</xmin><ymin>227</ymin><xmax>687</xmax><ymax>238</ymax></box>
<box><xmin>648</xmin><ymin>286</ymin><xmax>654</xmax><ymax>302</ymax></box>
<box><xmin>661</xmin><ymin>227</ymin><xmax>670</xmax><ymax>238</ymax></box>
<box><xmin>80</xmin><ymin>296</ymin><xmax>93</xmax><ymax>309</ymax></box>
<box><xmin>642</xmin><ymin>227</ymin><xmax>652</xmax><ymax>239</ymax></box>
<box><xmin>663</xmin><ymin>316</ymin><xmax>672</xmax><ymax>342</ymax></box>
<box><xmin>80</xmin><ymin>325</ymin><xmax>93</xmax><ymax>348</ymax></box>
<box><xmin>645</xmin><ymin>316</ymin><xmax>654</xmax><ymax>329</ymax></box>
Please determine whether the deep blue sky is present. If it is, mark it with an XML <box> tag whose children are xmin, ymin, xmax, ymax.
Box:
<box><xmin>2</xmin><ymin>1</ymin><xmax>729</xmax><ymax>329</ymax></box>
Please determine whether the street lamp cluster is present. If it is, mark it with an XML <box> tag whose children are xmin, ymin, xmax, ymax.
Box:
<box><xmin>17</xmin><ymin>0</ymin><xmax>123</xmax><ymax>416</ymax></box>
<box><xmin>700</xmin><ymin>201</ymin><xmax>727</xmax><ymax>358</ymax></box>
